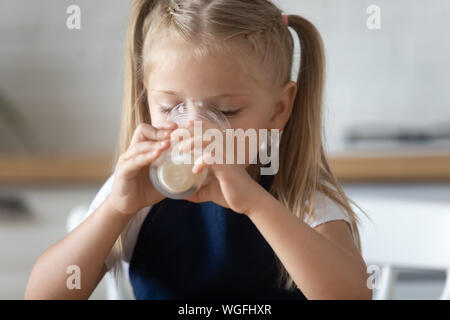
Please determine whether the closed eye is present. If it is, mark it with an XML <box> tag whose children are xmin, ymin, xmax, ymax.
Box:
<box><xmin>220</xmin><ymin>108</ymin><xmax>241</xmax><ymax>117</ymax></box>
<box><xmin>159</xmin><ymin>104</ymin><xmax>174</xmax><ymax>114</ymax></box>
<box><xmin>159</xmin><ymin>104</ymin><xmax>242</xmax><ymax>117</ymax></box>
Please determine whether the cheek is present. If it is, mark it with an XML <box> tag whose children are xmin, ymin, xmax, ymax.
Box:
<box><xmin>226</xmin><ymin>112</ymin><xmax>273</xmax><ymax>164</ymax></box>
<box><xmin>230</xmin><ymin>107</ymin><xmax>272</xmax><ymax>130</ymax></box>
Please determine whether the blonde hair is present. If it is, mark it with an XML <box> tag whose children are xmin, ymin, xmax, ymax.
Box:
<box><xmin>109</xmin><ymin>0</ymin><xmax>363</xmax><ymax>291</ymax></box>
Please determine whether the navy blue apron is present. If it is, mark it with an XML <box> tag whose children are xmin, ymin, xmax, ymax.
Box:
<box><xmin>128</xmin><ymin>174</ymin><xmax>307</xmax><ymax>300</ymax></box>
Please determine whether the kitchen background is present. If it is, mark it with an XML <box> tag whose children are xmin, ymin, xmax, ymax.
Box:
<box><xmin>0</xmin><ymin>0</ymin><xmax>449</xmax><ymax>299</ymax></box>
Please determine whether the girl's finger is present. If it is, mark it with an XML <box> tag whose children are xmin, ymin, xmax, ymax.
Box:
<box><xmin>192</xmin><ymin>152</ymin><xmax>218</xmax><ymax>174</ymax></box>
<box><xmin>174</xmin><ymin>127</ymin><xmax>224</xmax><ymax>153</ymax></box>
<box><xmin>175</xmin><ymin>135</ymin><xmax>209</xmax><ymax>153</ymax></box>
<box><xmin>122</xmin><ymin>140</ymin><xmax>170</xmax><ymax>161</ymax></box>
<box><xmin>131</xmin><ymin>123</ymin><xmax>176</xmax><ymax>145</ymax></box>
<box><xmin>169</xmin><ymin>127</ymin><xmax>194</xmax><ymax>143</ymax></box>
<box><xmin>120</xmin><ymin>149</ymin><xmax>163</xmax><ymax>179</ymax></box>
<box><xmin>153</xmin><ymin>121</ymin><xmax>178</xmax><ymax>130</ymax></box>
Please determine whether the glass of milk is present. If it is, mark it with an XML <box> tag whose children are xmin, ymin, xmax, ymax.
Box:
<box><xmin>149</xmin><ymin>100</ymin><xmax>231</xmax><ymax>200</ymax></box>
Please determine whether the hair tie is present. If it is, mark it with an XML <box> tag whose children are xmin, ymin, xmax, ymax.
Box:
<box><xmin>281</xmin><ymin>14</ymin><xmax>289</xmax><ymax>27</ymax></box>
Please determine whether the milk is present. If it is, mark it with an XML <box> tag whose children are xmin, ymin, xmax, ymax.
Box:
<box><xmin>149</xmin><ymin>100</ymin><xmax>230</xmax><ymax>200</ymax></box>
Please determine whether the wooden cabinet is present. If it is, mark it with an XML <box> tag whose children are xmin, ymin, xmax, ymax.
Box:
<box><xmin>0</xmin><ymin>153</ymin><xmax>449</xmax><ymax>183</ymax></box>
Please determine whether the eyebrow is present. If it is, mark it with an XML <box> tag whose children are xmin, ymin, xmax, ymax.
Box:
<box><xmin>150</xmin><ymin>89</ymin><xmax>249</xmax><ymax>99</ymax></box>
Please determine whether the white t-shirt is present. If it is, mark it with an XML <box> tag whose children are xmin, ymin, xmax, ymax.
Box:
<box><xmin>80</xmin><ymin>172</ymin><xmax>353</xmax><ymax>271</ymax></box>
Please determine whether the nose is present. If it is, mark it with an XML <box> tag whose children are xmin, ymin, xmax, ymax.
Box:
<box><xmin>170</xmin><ymin>100</ymin><xmax>230</xmax><ymax>131</ymax></box>
<box><xmin>177</xmin><ymin>100</ymin><xmax>212</xmax><ymax>123</ymax></box>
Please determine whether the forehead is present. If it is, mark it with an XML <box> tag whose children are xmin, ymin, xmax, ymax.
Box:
<box><xmin>144</xmin><ymin>39</ymin><xmax>269</xmax><ymax>99</ymax></box>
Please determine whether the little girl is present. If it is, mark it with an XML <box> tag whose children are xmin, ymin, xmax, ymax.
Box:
<box><xmin>26</xmin><ymin>0</ymin><xmax>371</xmax><ymax>300</ymax></box>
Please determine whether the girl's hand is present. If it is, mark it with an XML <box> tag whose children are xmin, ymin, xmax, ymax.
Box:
<box><xmin>107</xmin><ymin>122</ymin><xmax>177</xmax><ymax>216</ymax></box>
<box><xmin>179</xmin><ymin>130</ymin><xmax>268</xmax><ymax>215</ymax></box>
<box><xmin>188</xmin><ymin>161</ymin><xmax>266</xmax><ymax>215</ymax></box>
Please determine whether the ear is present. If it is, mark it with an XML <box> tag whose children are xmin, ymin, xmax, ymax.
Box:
<box><xmin>269</xmin><ymin>81</ymin><xmax>298</xmax><ymax>130</ymax></box>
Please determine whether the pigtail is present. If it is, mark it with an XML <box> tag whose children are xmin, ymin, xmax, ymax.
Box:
<box><xmin>274</xmin><ymin>14</ymin><xmax>325</xmax><ymax>230</ymax></box>
<box><xmin>118</xmin><ymin>0</ymin><xmax>158</xmax><ymax>161</ymax></box>
<box><xmin>110</xmin><ymin>0</ymin><xmax>159</xmax><ymax>286</ymax></box>
<box><xmin>269</xmin><ymin>14</ymin><xmax>326</xmax><ymax>291</ymax></box>
<box><xmin>288</xmin><ymin>14</ymin><xmax>362</xmax><ymax>246</ymax></box>
<box><xmin>272</xmin><ymin>14</ymin><xmax>362</xmax><ymax>290</ymax></box>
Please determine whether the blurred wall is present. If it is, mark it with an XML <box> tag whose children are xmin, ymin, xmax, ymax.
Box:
<box><xmin>0</xmin><ymin>0</ymin><xmax>129</xmax><ymax>154</ymax></box>
<box><xmin>278</xmin><ymin>0</ymin><xmax>450</xmax><ymax>152</ymax></box>
<box><xmin>0</xmin><ymin>0</ymin><xmax>449</xmax><ymax>155</ymax></box>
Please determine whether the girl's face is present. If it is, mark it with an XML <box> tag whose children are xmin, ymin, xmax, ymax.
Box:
<box><xmin>145</xmin><ymin>45</ymin><xmax>297</xmax><ymax>133</ymax></box>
